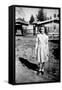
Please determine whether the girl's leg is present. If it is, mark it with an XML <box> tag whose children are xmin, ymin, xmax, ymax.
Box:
<box><xmin>41</xmin><ymin>62</ymin><xmax>45</xmax><ymax>72</ymax></box>
<box><xmin>37</xmin><ymin>47</ymin><xmax>41</xmax><ymax>71</ymax></box>
<box><xmin>38</xmin><ymin>63</ymin><xmax>42</xmax><ymax>71</ymax></box>
<box><xmin>37</xmin><ymin>62</ymin><xmax>42</xmax><ymax>75</ymax></box>
<box><xmin>37</xmin><ymin>62</ymin><xmax>44</xmax><ymax>75</ymax></box>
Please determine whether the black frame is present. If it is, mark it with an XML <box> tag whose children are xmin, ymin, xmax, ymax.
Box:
<box><xmin>9</xmin><ymin>5</ymin><xmax>61</xmax><ymax>85</ymax></box>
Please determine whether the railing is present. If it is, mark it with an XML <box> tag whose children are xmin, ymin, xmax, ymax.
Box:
<box><xmin>48</xmin><ymin>33</ymin><xmax>59</xmax><ymax>40</ymax></box>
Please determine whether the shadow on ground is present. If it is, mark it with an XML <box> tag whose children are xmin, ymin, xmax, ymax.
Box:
<box><xmin>19</xmin><ymin>57</ymin><xmax>38</xmax><ymax>71</ymax></box>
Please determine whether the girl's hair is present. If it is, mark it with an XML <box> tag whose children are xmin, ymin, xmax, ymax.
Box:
<box><xmin>39</xmin><ymin>25</ymin><xmax>48</xmax><ymax>35</ymax></box>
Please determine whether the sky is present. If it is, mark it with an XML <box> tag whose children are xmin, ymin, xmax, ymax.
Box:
<box><xmin>16</xmin><ymin>7</ymin><xmax>39</xmax><ymax>21</ymax></box>
<box><xmin>15</xmin><ymin>7</ymin><xmax>59</xmax><ymax>22</ymax></box>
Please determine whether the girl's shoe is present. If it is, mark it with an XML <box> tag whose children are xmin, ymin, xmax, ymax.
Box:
<box><xmin>41</xmin><ymin>68</ymin><xmax>44</xmax><ymax>75</ymax></box>
<box><xmin>41</xmin><ymin>71</ymin><xmax>44</xmax><ymax>75</ymax></box>
<box><xmin>42</xmin><ymin>68</ymin><xmax>44</xmax><ymax>72</ymax></box>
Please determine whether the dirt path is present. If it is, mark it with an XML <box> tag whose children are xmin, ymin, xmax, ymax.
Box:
<box><xmin>15</xmin><ymin>36</ymin><xmax>60</xmax><ymax>83</ymax></box>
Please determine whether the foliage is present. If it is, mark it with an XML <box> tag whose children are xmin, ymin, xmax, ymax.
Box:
<box><xmin>29</xmin><ymin>15</ymin><xmax>35</xmax><ymax>24</ymax></box>
<box><xmin>54</xmin><ymin>14</ymin><xmax>56</xmax><ymax>18</ymax></box>
<box><xmin>36</xmin><ymin>9</ymin><xmax>47</xmax><ymax>21</ymax></box>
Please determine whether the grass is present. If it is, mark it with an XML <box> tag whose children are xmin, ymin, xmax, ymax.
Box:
<box><xmin>15</xmin><ymin>36</ymin><xmax>60</xmax><ymax>83</ymax></box>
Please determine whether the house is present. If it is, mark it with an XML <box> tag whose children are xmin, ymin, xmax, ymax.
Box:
<box><xmin>32</xmin><ymin>18</ymin><xmax>59</xmax><ymax>40</ymax></box>
<box><xmin>15</xmin><ymin>18</ymin><xmax>28</xmax><ymax>36</ymax></box>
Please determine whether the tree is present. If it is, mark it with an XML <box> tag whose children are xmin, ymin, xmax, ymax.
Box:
<box><xmin>36</xmin><ymin>9</ymin><xmax>46</xmax><ymax>21</ymax></box>
<box><xmin>54</xmin><ymin>14</ymin><xmax>56</xmax><ymax>18</ymax></box>
<box><xmin>50</xmin><ymin>16</ymin><xmax>52</xmax><ymax>19</ymax></box>
<box><xmin>57</xmin><ymin>14</ymin><xmax>59</xmax><ymax>18</ymax></box>
<box><xmin>46</xmin><ymin>17</ymin><xmax>49</xmax><ymax>20</ymax></box>
<box><xmin>29</xmin><ymin>15</ymin><xmax>35</xmax><ymax>24</ymax></box>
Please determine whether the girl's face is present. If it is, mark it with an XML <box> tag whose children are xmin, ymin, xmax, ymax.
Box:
<box><xmin>40</xmin><ymin>27</ymin><xmax>45</xmax><ymax>34</ymax></box>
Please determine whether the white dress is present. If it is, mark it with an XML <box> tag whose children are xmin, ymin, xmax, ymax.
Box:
<box><xmin>35</xmin><ymin>33</ymin><xmax>49</xmax><ymax>63</ymax></box>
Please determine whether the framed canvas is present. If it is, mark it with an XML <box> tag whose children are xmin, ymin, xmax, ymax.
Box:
<box><xmin>9</xmin><ymin>5</ymin><xmax>61</xmax><ymax>85</ymax></box>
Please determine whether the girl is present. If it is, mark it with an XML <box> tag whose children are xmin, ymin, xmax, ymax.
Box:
<box><xmin>35</xmin><ymin>25</ymin><xmax>49</xmax><ymax>75</ymax></box>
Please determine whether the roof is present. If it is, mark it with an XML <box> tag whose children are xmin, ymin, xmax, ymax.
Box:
<box><xmin>16</xmin><ymin>18</ymin><xmax>29</xmax><ymax>26</ymax></box>
<box><xmin>32</xmin><ymin>18</ymin><xmax>59</xmax><ymax>26</ymax></box>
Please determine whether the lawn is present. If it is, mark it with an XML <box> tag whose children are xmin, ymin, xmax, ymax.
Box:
<box><xmin>15</xmin><ymin>36</ymin><xmax>60</xmax><ymax>83</ymax></box>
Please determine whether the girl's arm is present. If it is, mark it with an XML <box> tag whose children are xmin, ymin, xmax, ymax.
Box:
<box><xmin>35</xmin><ymin>35</ymin><xmax>39</xmax><ymax>55</ymax></box>
<box><xmin>47</xmin><ymin>36</ymin><xmax>49</xmax><ymax>56</ymax></box>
